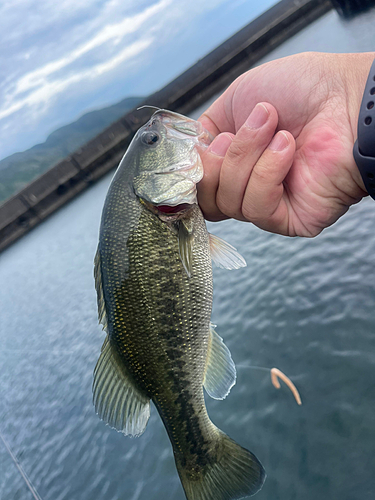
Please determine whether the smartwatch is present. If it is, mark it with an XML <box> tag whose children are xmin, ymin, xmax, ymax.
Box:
<box><xmin>353</xmin><ymin>59</ymin><xmax>375</xmax><ymax>200</ymax></box>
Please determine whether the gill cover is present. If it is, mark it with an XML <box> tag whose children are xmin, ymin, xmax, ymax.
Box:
<box><xmin>133</xmin><ymin>110</ymin><xmax>212</xmax><ymax>207</ymax></box>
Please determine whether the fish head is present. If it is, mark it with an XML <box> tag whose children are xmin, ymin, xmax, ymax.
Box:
<box><xmin>131</xmin><ymin>109</ymin><xmax>213</xmax><ymax>213</ymax></box>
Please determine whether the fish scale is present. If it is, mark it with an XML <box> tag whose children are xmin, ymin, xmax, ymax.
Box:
<box><xmin>93</xmin><ymin>109</ymin><xmax>265</xmax><ymax>499</ymax></box>
<box><xmin>102</xmin><ymin>203</ymin><xmax>215</xmax><ymax>472</ymax></box>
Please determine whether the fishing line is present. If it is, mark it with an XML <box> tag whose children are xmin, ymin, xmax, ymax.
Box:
<box><xmin>237</xmin><ymin>364</ymin><xmax>273</xmax><ymax>373</ymax></box>
<box><xmin>237</xmin><ymin>365</ymin><xmax>302</xmax><ymax>405</ymax></box>
<box><xmin>0</xmin><ymin>349</ymin><xmax>77</xmax><ymax>355</ymax></box>
<box><xmin>0</xmin><ymin>431</ymin><xmax>44</xmax><ymax>500</ymax></box>
<box><xmin>137</xmin><ymin>105</ymin><xmax>161</xmax><ymax>111</ymax></box>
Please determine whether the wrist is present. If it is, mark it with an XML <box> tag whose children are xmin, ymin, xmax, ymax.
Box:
<box><xmin>342</xmin><ymin>53</ymin><xmax>375</xmax><ymax>143</ymax></box>
<box><xmin>342</xmin><ymin>53</ymin><xmax>375</xmax><ymax>194</ymax></box>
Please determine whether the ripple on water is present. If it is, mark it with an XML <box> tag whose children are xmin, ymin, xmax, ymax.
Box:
<box><xmin>1</xmin><ymin>181</ymin><xmax>375</xmax><ymax>498</ymax></box>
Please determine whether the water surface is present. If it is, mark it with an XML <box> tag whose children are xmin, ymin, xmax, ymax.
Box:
<box><xmin>2</xmin><ymin>7</ymin><xmax>375</xmax><ymax>500</ymax></box>
<box><xmin>1</xmin><ymin>146</ymin><xmax>375</xmax><ymax>499</ymax></box>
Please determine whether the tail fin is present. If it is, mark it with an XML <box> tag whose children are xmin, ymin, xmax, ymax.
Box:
<box><xmin>176</xmin><ymin>429</ymin><xmax>266</xmax><ymax>500</ymax></box>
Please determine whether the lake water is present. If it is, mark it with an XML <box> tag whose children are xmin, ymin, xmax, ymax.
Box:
<box><xmin>2</xmin><ymin>6</ymin><xmax>375</xmax><ymax>500</ymax></box>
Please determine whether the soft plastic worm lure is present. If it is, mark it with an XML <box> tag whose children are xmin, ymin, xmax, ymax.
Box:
<box><xmin>270</xmin><ymin>367</ymin><xmax>302</xmax><ymax>405</ymax></box>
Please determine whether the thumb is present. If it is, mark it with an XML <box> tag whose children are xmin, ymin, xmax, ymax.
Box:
<box><xmin>198</xmin><ymin>82</ymin><xmax>241</xmax><ymax>136</ymax></box>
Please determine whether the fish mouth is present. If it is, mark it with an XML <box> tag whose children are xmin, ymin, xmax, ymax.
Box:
<box><xmin>155</xmin><ymin>203</ymin><xmax>192</xmax><ymax>214</ymax></box>
<box><xmin>141</xmin><ymin>200</ymin><xmax>193</xmax><ymax>217</ymax></box>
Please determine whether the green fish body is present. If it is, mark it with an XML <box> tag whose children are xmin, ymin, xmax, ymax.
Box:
<box><xmin>94</xmin><ymin>110</ymin><xmax>265</xmax><ymax>499</ymax></box>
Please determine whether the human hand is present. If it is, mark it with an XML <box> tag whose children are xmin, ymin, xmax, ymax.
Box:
<box><xmin>198</xmin><ymin>52</ymin><xmax>374</xmax><ymax>237</ymax></box>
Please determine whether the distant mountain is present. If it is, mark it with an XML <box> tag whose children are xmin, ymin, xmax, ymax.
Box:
<box><xmin>0</xmin><ymin>96</ymin><xmax>142</xmax><ymax>203</ymax></box>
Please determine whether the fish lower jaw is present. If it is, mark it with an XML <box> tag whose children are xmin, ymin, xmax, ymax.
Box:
<box><xmin>155</xmin><ymin>203</ymin><xmax>192</xmax><ymax>214</ymax></box>
<box><xmin>140</xmin><ymin>199</ymin><xmax>194</xmax><ymax>219</ymax></box>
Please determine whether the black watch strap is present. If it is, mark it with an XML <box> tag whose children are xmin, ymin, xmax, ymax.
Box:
<box><xmin>353</xmin><ymin>58</ymin><xmax>375</xmax><ymax>200</ymax></box>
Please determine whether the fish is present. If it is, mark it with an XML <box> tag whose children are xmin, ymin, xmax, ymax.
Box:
<box><xmin>93</xmin><ymin>109</ymin><xmax>266</xmax><ymax>500</ymax></box>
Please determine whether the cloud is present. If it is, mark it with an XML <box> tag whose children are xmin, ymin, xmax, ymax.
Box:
<box><xmin>0</xmin><ymin>0</ymin><xmax>234</xmax><ymax>159</ymax></box>
<box><xmin>0</xmin><ymin>0</ymin><xmax>170</xmax><ymax>121</ymax></box>
<box><xmin>0</xmin><ymin>37</ymin><xmax>153</xmax><ymax>121</ymax></box>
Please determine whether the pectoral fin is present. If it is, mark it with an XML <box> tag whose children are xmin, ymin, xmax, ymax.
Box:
<box><xmin>94</xmin><ymin>248</ymin><xmax>108</xmax><ymax>333</ymax></box>
<box><xmin>203</xmin><ymin>323</ymin><xmax>236</xmax><ymax>400</ymax></box>
<box><xmin>209</xmin><ymin>233</ymin><xmax>246</xmax><ymax>269</ymax></box>
<box><xmin>93</xmin><ymin>336</ymin><xmax>150</xmax><ymax>437</ymax></box>
<box><xmin>178</xmin><ymin>220</ymin><xmax>193</xmax><ymax>277</ymax></box>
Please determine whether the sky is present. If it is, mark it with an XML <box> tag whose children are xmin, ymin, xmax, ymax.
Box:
<box><xmin>0</xmin><ymin>0</ymin><xmax>277</xmax><ymax>160</ymax></box>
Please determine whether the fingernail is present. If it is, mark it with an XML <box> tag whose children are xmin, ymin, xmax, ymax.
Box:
<box><xmin>268</xmin><ymin>131</ymin><xmax>289</xmax><ymax>151</ymax></box>
<box><xmin>208</xmin><ymin>133</ymin><xmax>233</xmax><ymax>157</ymax></box>
<box><xmin>245</xmin><ymin>103</ymin><xmax>269</xmax><ymax>129</ymax></box>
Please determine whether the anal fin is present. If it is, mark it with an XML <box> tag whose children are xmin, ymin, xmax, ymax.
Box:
<box><xmin>93</xmin><ymin>336</ymin><xmax>150</xmax><ymax>437</ymax></box>
<box><xmin>203</xmin><ymin>324</ymin><xmax>236</xmax><ymax>400</ymax></box>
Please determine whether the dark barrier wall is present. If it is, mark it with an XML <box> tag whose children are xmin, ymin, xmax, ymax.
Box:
<box><xmin>332</xmin><ymin>0</ymin><xmax>375</xmax><ymax>17</ymax></box>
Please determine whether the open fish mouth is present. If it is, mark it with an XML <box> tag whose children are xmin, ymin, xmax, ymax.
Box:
<box><xmin>151</xmin><ymin>203</ymin><xmax>193</xmax><ymax>215</ymax></box>
<box><xmin>139</xmin><ymin>199</ymin><xmax>194</xmax><ymax>219</ymax></box>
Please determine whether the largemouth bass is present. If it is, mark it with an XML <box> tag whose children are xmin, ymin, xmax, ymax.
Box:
<box><xmin>93</xmin><ymin>109</ymin><xmax>266</xmax><ymax>499</ymax></box>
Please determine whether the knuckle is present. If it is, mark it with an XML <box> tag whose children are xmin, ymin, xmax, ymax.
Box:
<box><xmin>252</xmin><ymin>158</ymin><xmax>279</xmax><ymax>183</ymax></box>
<box><xmin>251</xmin><ymin>166</ymin><xmax>269</xmax><ymax>184</ymax></box>
<box><xmin>242</xmin><ymin>186</ymin><xmax>282</xmax><ymax>222</ymax></box>
<box><xmin>226</xmin><ymin>139</ymin><xmax>251</xmax><ymax>163</ymax></box>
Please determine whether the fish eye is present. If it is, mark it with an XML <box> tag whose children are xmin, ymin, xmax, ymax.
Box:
<box><xmin>142</xmin><ymin>131</ymin><xmax>160</xmax><ymax>146</ymax></box>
